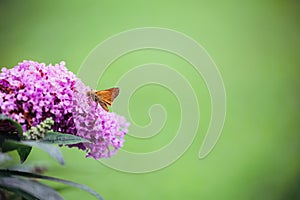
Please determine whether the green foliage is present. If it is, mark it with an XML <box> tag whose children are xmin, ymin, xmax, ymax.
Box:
<box><xmin>0</xmin><ymin>114</ymin><xmax>102</xmax><ymax>199</ymax></box>
<box><xmin>1</xmin><ymin>140</ymin><xmax>32</xmax><ymax>164</ymax></box>
<box><xmin>21</xmin><ymin>141</ymin><xmax>65</xmax><ymax>165</ymax></box>
<box><xmin>0</xmin><ymin>170</ymin><xmax>103</xmax><ymax>200</ymax></box>
<box><xmin>0</xmin><ymin>176</ymin><xmax>64</xmax><ymax>200</ymax></box>
<box><xmin>42</xmin><ymin>131</ymin><xmax>90</xmax><ymax>145</ymax></box>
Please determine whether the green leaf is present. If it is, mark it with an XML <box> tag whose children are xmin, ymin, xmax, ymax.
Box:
<box><xmin>21</xmin><ymin>141</ymin><xmax>65</xmax><ymax>165</ymax></box>
<box><xmin>0</xmin><ymin>114</ymin><xmax>23</xmax><ymax>136</ymax></box>
<box><xmin>0</xmin><ymin>152</ymin><xmax>12</xmax><ymax>165</ymax></box>
<box><xmin>1</xmin><ymin>140</ymin><xmax>64</xmax><ymax>165</ymax></box>
<box><xmin>0</xmin><ymin>169</ymin><xmax>103</xmax><ymax>200</ymax></box>
<box><xmin>0</xmin><ymin>176</ymin><xmax>64</xmax><ymax>200</ymax></box>
<box><xmin>1</xmin><ymin>140</ymin><xmax>32</xmax><ymax>163</ymax></box>
<box><xmin>42</xmin><ymin>131</ymin><xmax>90</xmax><ymax>145</ymax></box>
<box><xmin>17</xmin><ymin>146</ymin><xmax>32</xmax><ymax>164</ymax></box>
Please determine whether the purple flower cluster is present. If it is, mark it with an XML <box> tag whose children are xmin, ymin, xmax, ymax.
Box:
<box><xmin>72</xmin><ymin>80</ymin><xmax>129</xmax><ymax>158</ymax></box>
<box><xmin>0</xmin><ymin>60</ymin><xmax>129</xmax><ymax>159</ymax></box>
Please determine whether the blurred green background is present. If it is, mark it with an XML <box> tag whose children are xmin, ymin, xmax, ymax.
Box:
<box><xmin>1</xmin><ymin>0</ymin><xmax>299</xmax><ymax>199</ymax></box>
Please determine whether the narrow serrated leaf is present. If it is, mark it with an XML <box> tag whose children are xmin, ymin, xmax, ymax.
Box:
<box><xmin>43</xmin><ymin>131</ymin><xmax>90</xmax><ymax>145</ymax></box>
<box><xmin>21</xmin><ymin>141</ymin><xmax>65</xmax><ymax>165</ymax></box>
<box><xmin>0</xmin><ymin>176</ymin><xmax>64</xmax><ymax>200</ymax></box>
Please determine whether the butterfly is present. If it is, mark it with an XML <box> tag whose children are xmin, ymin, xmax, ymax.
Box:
<box><xmin>87</xmin><ymin>87</ymin><xmax>120</xmax><ymax>112</ymax></box>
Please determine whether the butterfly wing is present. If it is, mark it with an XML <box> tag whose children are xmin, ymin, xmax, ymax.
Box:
<box><xmin>95</xmin><ymin>87</ymin><xmax>119</xmax><ymax>110</ymax></box>
<box><xmin>99</xmin><ymin>101</ymin><xmax>109</xmax><ymax>112</ymax></box>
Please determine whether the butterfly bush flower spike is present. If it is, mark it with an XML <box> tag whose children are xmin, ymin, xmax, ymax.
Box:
<box><xmin>0</xmin><ymin>60</ymin><xmax>129</xmax><ymax>159</ymax></box>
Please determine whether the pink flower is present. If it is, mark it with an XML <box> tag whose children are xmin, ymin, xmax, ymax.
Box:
<box><xmin>0</xmin><ymin>60</ymin><xmax>129</xmax><ymax>159</ymax></box>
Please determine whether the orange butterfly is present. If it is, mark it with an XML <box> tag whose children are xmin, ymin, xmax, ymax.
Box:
<box><xmin>87</xmin><ymin>87</ymin><xmax>120</xmax><ymax>112</ymax></box>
